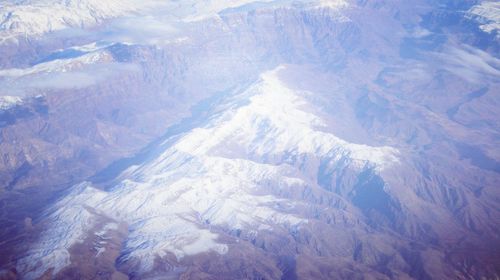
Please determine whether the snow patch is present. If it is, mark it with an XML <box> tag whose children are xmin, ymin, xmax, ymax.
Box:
<box><xmin>0</xmin><ymin>96</ymin><xmax>23</xmax><ymax>110</ymax></box>
<box><xmin>467</xmin><ymin>1</ymin><xmax>500</xmax><ymax>36</ymax></box>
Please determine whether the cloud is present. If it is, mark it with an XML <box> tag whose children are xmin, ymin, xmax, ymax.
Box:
<box><xmin>39</xmin><ymin>11</ymin><xmax>183</xmax><ymax>47</ymax></box>
<box><xmin>435</xmin><ymin>44</ymin><xmax>500</xmax><ymax>83</ymax></box>
<box><xmin>0</xmin><ymin>62</ymin><xmax>140</xmax><ymax>95</ymax></box>
<box><xmin>27</xmin><ymin>71</ymin><xmax>98</xmax><ymax>89</ymax></box>
<box><xmin>31</xmin><ymin>62</ymin><xmax>140</xmax><ymax>89</ymax></box>
<box><xmin>99</xmin><ymin>15</ymin><xmax>181</xmax><ymax>45</ymax></box>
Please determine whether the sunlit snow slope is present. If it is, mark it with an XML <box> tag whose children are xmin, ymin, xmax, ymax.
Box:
<box><xmin>17</xmin><ymin>66</ymin><xmax>398</xmax><ymax>278</ymax></box>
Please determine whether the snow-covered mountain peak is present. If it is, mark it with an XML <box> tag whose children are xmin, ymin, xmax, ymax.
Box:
<box><xmin>172</xmin><ymin>66</ymin><xmax>398</xmax><ymax>170</ymax></box>
<box><xmin>0</xmin><ymin>0</ymin><xmax>143</xmax><ymax>42</ymax></box>
<box><xmin>0</xmin><ymin>0</ymin><xmax>350</xmax><ymax>44</ymax></box>
<box><xmin>17</xmin><ymin>66</ymin><xmax>399</xmax><ymax>278</ymax></box>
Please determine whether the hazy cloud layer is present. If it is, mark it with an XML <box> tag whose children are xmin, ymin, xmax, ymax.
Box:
<box><xmin>436</xmin><ymin>44</ymin><xmax>500</xmax><ymax>83</ymax></box>
<box><xmin>100</xmin><ymin>16</ymin><xmax>181</xmax><ymax>45</ymax></box>
<box><xmin>0</xmin><ymin>62</ymin><xmax>140</xmax><ymax>96</ymax></box>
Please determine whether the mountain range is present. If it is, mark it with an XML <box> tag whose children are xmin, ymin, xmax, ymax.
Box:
<box><xmin>0</xmin><ymin>0</ymin><xmax>499</xmax><ymax>279</ymax></box>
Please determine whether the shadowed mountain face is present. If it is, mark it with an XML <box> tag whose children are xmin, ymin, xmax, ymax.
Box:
<box><xmin>0</xmin><ymin>0</ymin><xmax>499</xmax><ymax>279</ymax></box>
